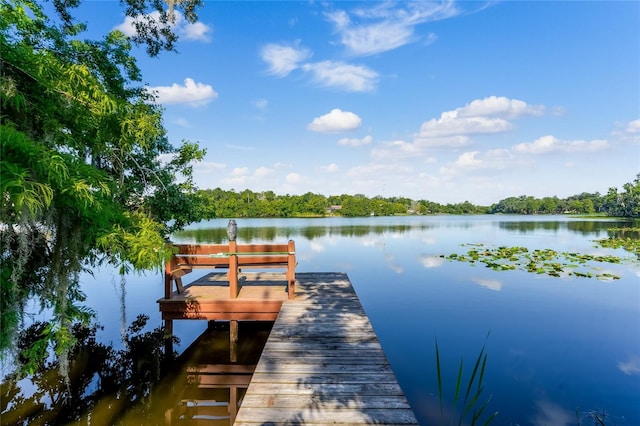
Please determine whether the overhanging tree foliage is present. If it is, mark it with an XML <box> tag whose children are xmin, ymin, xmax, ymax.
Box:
<box><xmin>0</xmin><ymin>0</ymin><xmax>205</xmax><ymax>373</ymax></box>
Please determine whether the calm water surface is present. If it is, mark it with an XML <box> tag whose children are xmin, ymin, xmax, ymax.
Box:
<box><xmin>24</xmin><ymin>215</ymin><xmax>640</xmax><ymax>424</ymax></box>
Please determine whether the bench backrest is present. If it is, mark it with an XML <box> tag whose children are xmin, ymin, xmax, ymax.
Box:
<box><xmin>164</xmin><ymin>240</ymin><xmax>296</xmax><ymax>299</ymax></box>
<box><xmin>170</xmin><ymin>242</ymin><xmax>294</xmax><ymax>268</ymax></box>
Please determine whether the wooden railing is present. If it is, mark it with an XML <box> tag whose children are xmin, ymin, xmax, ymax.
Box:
<box><xmin>164</xmin><ymin>240</ymin><xmax>296</xmax><ymax>300</ymax></box>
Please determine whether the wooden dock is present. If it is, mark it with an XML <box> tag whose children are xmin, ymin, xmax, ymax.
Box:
<box><xmin>234</xmin><ymin>272</ymin><xmax>418</xmax><ymax>425</ymax></box>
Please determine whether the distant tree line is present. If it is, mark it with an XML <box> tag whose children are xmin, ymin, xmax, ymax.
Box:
<box><xmin>195</xmin><ymin>175</ymin><xmax>640</xmax><ymax>219</ymax></box>
<box><xmin>488</xmin><ymin>174</ymin><xmax>639</xmax><ymax>217</ymax></box>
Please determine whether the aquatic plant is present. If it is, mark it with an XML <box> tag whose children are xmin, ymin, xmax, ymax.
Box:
<box><xmin>443</xmin><ymin>244</ymin><xmax>627</xmax><ymax>280</ymax></box>
<box><xmin>595</xmin><ymin>227</ymin><xmax>640</xmax><ymax>257</ymax></box>
<box><xmin>576</xmin><ymin>408</ymin><xmax>624</xmax><ymax>425</ymax></box>
<box><xmin>435</xmin><ymin>333</ymin><xmax>498</xmax><ymax>426</ymax></box>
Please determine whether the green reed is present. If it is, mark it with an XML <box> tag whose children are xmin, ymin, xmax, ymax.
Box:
<box><xmin>435</xmin><ymin>332</ymin><xmax>498</xmax><ymax>426</ymax></box>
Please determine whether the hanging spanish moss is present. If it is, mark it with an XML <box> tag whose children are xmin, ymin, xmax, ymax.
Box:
<box><xmin>119</xmin><ymin>274</ymin><xmax>128</xmax><ymax>348</ymax></box>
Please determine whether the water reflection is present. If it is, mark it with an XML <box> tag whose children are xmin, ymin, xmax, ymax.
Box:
<box><xmin>499</xmin><ymin>218</ymin><xmax>634</xmax><ymax>235</ymax></box>
<box><xmin>163</xmin><ymin>321</ymin><xmax>272</xmax><ymax>425</ymax></box>
<box><xmin>1</xmin><ymin>316</ymin><xmax>171</xmax><ymax>425</ymax></box>
<box><xmin>532</xmin><ymin>400</ymin><xmax>573</xmax><ymax>426</ymax></box>
<box><xmin>617</xmin><ymin>355</ymin><xmax>640</xmax><ymax>376</ymax></box>
<box><xmin>176</xmin><ymin>216</ymin><xmax>639</xmax><ymax>244</ymax></box>
<box><xmin>3</xmin><ymin>215</ymin><xmax>639</xmax><ymax>425</ymax></box>
<box><xmin>0</xmin><ymin>317</ymin><xmax>271</xmax><ymax>426</ymax></box>
<box><xmin>470</xmin><ymin>277</ymin><xmax>503</xmax><ymax>291</ymax></box>
<box><xmin>176</xmin><ymin>222</ymin><xmax>427</xmax><ymax>243</ymax></box>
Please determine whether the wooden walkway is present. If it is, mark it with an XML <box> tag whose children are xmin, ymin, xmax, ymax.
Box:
<box><xmin>234</xmin><ymin>272</ymin><xmax>418</xmax><ymax>425</ymax></box>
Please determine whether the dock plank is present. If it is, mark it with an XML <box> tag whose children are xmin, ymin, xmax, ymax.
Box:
<box><xmin>234</xmin><ymin>272</ymin><xmax>418</xmax><ymax>425</ymax></box>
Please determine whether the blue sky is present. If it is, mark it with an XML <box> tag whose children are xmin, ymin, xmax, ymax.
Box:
<box><xmin>77</xmin><ymin>1</ymin><xmax>638</xmax><ymax>205</ymax></box>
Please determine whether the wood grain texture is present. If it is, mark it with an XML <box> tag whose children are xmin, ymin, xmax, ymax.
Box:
<box><xmin>234</xmin><ymin>272</ymin><xmax>418</xmax><ymax>425</ymax></box>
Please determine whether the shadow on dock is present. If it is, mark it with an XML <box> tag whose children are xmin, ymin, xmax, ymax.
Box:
<box><xmin>158</xmin><ymin>272</ymin><xmax>417</xmax><ymax>424</ymax></box>
<box><xmin>235</xmin><ymin>272</ymin><xmax>418</xmax><ymax>425</ymax></box>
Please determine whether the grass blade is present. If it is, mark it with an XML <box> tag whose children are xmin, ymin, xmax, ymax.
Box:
<box><xmin>463</xmin><ymin>343</ymin><xmax>485</xmax><ymax>408</ymax></box>
<box><xmin>436</xmin><ymin>331</ymin><xmax>496</xmax><ymax>426</ymax></box>
<box><xmin>435</xmin><ymin>337</ymin><xmax>443</xmax><ymax>416</ymax></box>
<box><xmin>478</xmin><ymin>353</ymin><xmax>487</xmax><ymax>392</ymax></box>
<box><xmin>483</xmin><ymin>411</ymin><xmax>499</xmax><ymax>426</ymax></box>
<box><xmin>453</xmin><ymin>357</ymin><xmax>463</xmax><ymax>410</ymax></box>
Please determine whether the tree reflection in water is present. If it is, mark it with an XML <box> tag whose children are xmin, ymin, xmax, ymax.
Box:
<box><xmin>1</xmin><ymin>316</ymin><xmax>270</xmax><ymax>425</ymax></box>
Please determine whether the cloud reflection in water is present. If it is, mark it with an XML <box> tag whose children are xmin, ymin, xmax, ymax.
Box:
<box><xmin>471</xmin><ymin>277</ymin><xmax>503</xmax><ymax>291</ymax></box>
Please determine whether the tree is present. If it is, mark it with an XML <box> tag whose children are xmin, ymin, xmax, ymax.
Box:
<box><xmin>1</xmin><ymin>0</ymin><xmax>205</xmax><ymax>372</ymax></box>
<box><xmin>617</xmin><ymin>174</ymin><xmax>640</xmax><ymax>217</ymax></box>
<box><xmin>540</xmin><ymin>197</ymin><xmax>558</xmax><ymax>214</ymax></box>
<box><xmin>341</xmin><ymin>195</ymin><xmax>371</xmax><ymax>217</ymax></box>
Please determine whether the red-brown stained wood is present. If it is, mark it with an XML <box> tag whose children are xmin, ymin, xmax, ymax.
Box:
<box><xmin>159</xmin><ymin>272</ymin><xmax>418</xmax><ymax>424</ymax></box>
<box><xmin>163</xmin><ymin>242</ymin><xmax>296</xmax><ymax>300</ymax></box>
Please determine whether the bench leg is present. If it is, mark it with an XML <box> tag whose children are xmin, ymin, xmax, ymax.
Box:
<box><xmin>287</xmin><ymin>273</ymin><xmax>295</xmax><ymax>299</ymax></box>
<box><xmin>174</xmin><ymin>277</ymin><xmax>184</xmax><ymax>293</ymax></box>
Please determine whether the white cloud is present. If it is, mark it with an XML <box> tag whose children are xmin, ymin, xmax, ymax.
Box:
<box><xmin>626</xmin><ymin>118</ymin><xmax>640</xmax><ymax>134</ymax></box>
<box><xmin>325</xmin><ymin>10</ymin><xmax>350</xmax><ymax>30</ymax></box>
<box><xmin>371</xmin><ymin>140</ymin><xmax>420</xmax><ymax>160</ymax></box>
<box><xmin>172</xmin><ymin>117</ymin><xmax>190</xmax><ymax>127</ymax></box>
<box><xmin>326</xmin><ymin>2</ymin><xmax>459</xmax><ymax>56</ymax></box>
<box><xmin>192</xmin><ymin>160</ymin><xmax>226</xmax><ymax>183</ymax></box>
<box><xmin>423</xmin><ymin>32</ymin><xmax>438</xmax><ymax>46</ymax></box>
<box><xmin>308</xmin><ymin>109</ymin><xmax>362</xmax><ymax>133</ymax></box>
<box><xmin>454</xmin><ymin>151</ymin><xmax>482</xmax><ymax>168</ymax></box>
<box><xmin>457</xmin><ymin>96</ymin><xmax>544</xmax><ymax>118</ymax></box>
<box><xmin>513</xmin><ymin>135</ymin><xmax>609</xmax><ymax>154</ymax></box>
<box><xmin>226</xmin><ymin>143</ymin><xmax>255</xmax><ymax>152</ymax></box>
<box><xmin>286</xmin><ymin>172</ymin><xmax>302</xmax><ymax>184</ymax></box>
<box><xmin>612</xmin><ymin>118</ymin><xmax>640</xmax><ymax>143</ymax></box>
<box><xmin>302</xmin><ymin>61</ymin><xmax>378</xmax><ymax>92</ymax></box>
<box><xmin>416</xmin><ymin>96</ymin><xmax>544</xmax><ymax>139</ymax></box>
<box><xmin>146</xmin><ymin>78</ymin><xmax>218</xmax><ymax>106</ymax></box>
<box><xmin>274</xmin><ymin>162</ymin><xmax>293</xmax><ymax>169</ymax></box>
<box><xmin>338</xmin><ymin>21</ymin><xmax>416</xmax><ymax>56</ymax></box>
<box><xmin>254</xmin><ymin>166</ymin><xmax>272</xmax><ymax>178</ymax></box>
<box><xmin>114</xmin><ymin>11</ymin><xmax>212</xmax><ymax>42</ymax></box>
<box><xmin>114</xmin><ymin>16</ymin><xmax>143</xmax><ymax>37</ymax></box>
<box><xmin>318</xmin><ymin>163</ymin><xmax>339</xmax><ymax>172</ymax></box>
<box><xmin>195</xmin><ymin>161</ymin><xmax>225</xmax><ymax>172</ymax></box>
<box><xmin>181</xmin><ymin>21</ymin><xmax>212</xmax><ymax>42</ymax></box>
<box><xmin>261</xmin><ymin>42</ymin><xmax>311</xmax><ymax>77</ymax></box>
<box><xmin>231</xmin><ymin>167</ymin><xmax>249</xmax><ymax>176</ymax></box>
<box><xmin>338</xmin><ymin>135</ymin><xmax>372</xmax><ymax>146</ymax></box>
<box><xmin>253</xmin><ymin>98</ymin><xmax>268</xmax><ymax>110</ymax></box>
<box><xmin>414</xmin><ymin>135</ymin><xmax>470</xmax><ymax>148</ymax></box>
<box><xmin>347</xmin><ymin>162</ymin><xmax>411</xmax><ymax>178</ymax></box>
<box><xmin>440</xmin><ymin>149</ymin><xmax>516</xmax><ymax>176</ymax></box>
<box><xmin>419</xmin><ymin>115</ymin><xmax>511</xmax><ymax>138</ymax></box>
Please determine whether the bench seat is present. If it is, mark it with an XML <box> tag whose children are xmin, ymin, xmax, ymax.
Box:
<box><xmin>164</xmin><ymin>241</ymin><xmax>296</xmax><ymax>299</ymax></box>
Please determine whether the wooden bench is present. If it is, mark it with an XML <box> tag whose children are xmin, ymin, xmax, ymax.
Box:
<box><xmin>164</xmin><ymin>240</ymin><xmax>296</xmax><ymax>300</ymax></box>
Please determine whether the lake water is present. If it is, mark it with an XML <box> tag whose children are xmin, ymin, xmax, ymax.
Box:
<box><xmin>6</xmin><ymin>215</ymin><xmax>640</xmax><ymax>425</ymax></box>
